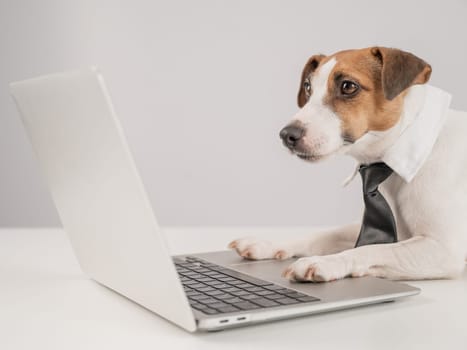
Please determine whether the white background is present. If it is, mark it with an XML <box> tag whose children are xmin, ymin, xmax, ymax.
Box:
<box><xmin>1</xmin><ymin>0</ymin><xmax>466</xmax><ymax>227</ymax></box>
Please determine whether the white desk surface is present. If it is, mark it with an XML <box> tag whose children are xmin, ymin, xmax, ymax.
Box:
<box><xmin>1</xmin><ymin>227</ymin><xmax>466</xmax><ymax>350</ymax></box>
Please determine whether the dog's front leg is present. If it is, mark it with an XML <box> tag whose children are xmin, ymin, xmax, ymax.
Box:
<box><xmin>283</xmin><ymin>235</ymin><xmax>466</xmax><ymax>282</ymax></box>
<box><xmin>228</xmin><ymin>222</ymin><xmax>360</xmax><ymax>260</ymax></box>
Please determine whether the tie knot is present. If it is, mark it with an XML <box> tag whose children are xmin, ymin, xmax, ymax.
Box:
<box><xmin>359</xmin><ymin>162</ymin><xmax>393</xmax><ymax>194</ymax></box>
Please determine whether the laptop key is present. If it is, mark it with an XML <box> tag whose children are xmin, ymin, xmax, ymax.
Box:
<box><xmin>202</xmin><ymin>279</ymin><xmax>221</xmax><ymax>286</ymax></box>
<box><xmin>205</xmin><ymin>290</ymin><xmax>224</xmax><ymax>296</ymax></box>
<box><xmin>230</xmin><ymin>290</ymin><xmax>250</xmax><ymax>297</ymax></box>
<box><xmin>208</xmin><ymin>302</ymin><xmax>229</xmax><ymax>309</ymax></box>
<box><xmin>254</xmin><ymin>290</ymin><xmax>275</xmax><ymax>296</ymax></box>
<box><xmin>190</xmin><ymin>300</ymin><xmax>209</xmax><ymax>310</ymax></box>
<box><xmin>274</xmin><ymin>288</ymin><xmax>292</xmax><ymax>294</ymax></box>
<box><xmin>232</xmin><ymin>301</ymin><xmax>261</xmax><ymax>310</ymax></box>
<box><xmin>201</xmin><ymin>308</ymin><xmax>218</xmax><ymax>315</ymax></box>
<box><xmin>264</xmin><ymin>285</ymin><xmax>289</xmax><ymax>291</ymax></box>
<box><xmin>198</xmin><ymin>277</ymin><xmax>216</xmax><ymax>283</ymax></box>
<box><xmin>202</xmin><ymin>264</ymin><xmax>226</xmax><ymax>270</ymax></box>
<box><xmin>240</xmin><ymin>294</ymin><xmax>260</xmax><ymax>300</ymax></box>
<box><xmin>176</xmin><ymin>262</ymin><xmax>194</xmax><ymax>268</ymax></box>
<box><xmin>282</xmin><ymin>291</ymin><xmax>307</xmax><ymax>298</ymax></box>
<box><xmin>204</xmin><ymin>271</ymin><xmax>222</xmax><ymax>277</ymax></box>
<box><xmin>264</xmin><ymin>293</ymin><xmax>284</xmax><ymax>300</ymax></box>
<box><xmin>191</xmin><ymin>266</ymin><xmax>210</xmax><ymax>273</ymax></box>
<box><xmin>199</xmin><ymin>297</ymin><xmax>221</xmax><ymax>304</ymax></box>
<box><xmin>182</xmin><ymin>280</ymin><xmax>201</xmax><ymax>286</ymax></box>
<box><xmin>228</xmin><ymin>280</ymin><xmax>250</xmax><ymax>287</ymax></box>
<box><xmin>276</xmin><ymin>297</ymin><xmax>301</xmax><ymax>305</ymax></box>
<box><xmin>250</xmin><ymin>298</ymin><xmax>280</xmax><ymax>307</ymax></box>
<box><xmin>214</xmin><ymin>293</ymin><xmax>235</xmax><ymax>300</ymax></box>
<box><xmin>199</xmin><ymin>262</ymin><xmax>217</xmax><ymax>267</ymax></box>
<box><xmin>217</xmin><ymin>277</ymin><xmax>237</xmax><ymax>283</ymax></box>
<box><xmin>223</xmin><ymin>297</ymin><xmax>244</xmax><ymax>304</ymax></box>
<box><xmin>216</xmin><ymin>306</ymin><xmax>240</xmax><ymax>313</ymax></box>
<box><xmin>181</xmin><ymin>271</ymin><xmax>200</xmax><ymax>277</ymax></box>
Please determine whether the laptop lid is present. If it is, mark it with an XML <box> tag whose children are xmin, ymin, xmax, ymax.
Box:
<box><xmin>10</xmin><ymin>67</ymin><xmax>197</xmax><ymax>332</ymax></box>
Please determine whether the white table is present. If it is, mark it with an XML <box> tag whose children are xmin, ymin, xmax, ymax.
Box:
<box><xmin>1</xmin><ymin>228</ymin><xmax>466</xmax><ymax>350</ymax></box>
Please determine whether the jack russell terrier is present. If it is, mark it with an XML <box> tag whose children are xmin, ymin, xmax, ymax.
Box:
<box><xmin>229</xmin><ymin>46</ymin><xmax>467</xmax><ymax>282</ymax></box>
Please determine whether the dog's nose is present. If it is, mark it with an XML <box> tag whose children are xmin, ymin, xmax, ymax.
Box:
<box><xmin>280</xmin><ymin>125</ymin><xmax>305</xmax><ymax>148</ymax></box>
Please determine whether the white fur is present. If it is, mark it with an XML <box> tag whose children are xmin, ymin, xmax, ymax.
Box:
<box><xmin>291</xmin><ymin>58</ymin><xmax>344</xmax><ymax>159</ymax></box>
<box><xmin>230</xmin><ymin>70</ymin><xmax>467</xmax><ymax>281</ymax></box>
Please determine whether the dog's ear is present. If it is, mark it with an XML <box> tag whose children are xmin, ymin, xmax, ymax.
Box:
<box><xmin>298</xmin><ymin>54</ymin><xmax>326</xmax><ymax>107</ymax></box>
<box><xmin>371</xmin><ymin>47</ymin><xmax>432</xmax><ymax>100</ymax></box>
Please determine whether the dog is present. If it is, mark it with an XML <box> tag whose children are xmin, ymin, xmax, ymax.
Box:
<box><xmin>229</xmin><ymin>46</ymin><xmax>467</xmax><ymax>282</ymax></box>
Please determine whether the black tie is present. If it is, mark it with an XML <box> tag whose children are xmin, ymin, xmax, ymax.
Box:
<box><xmin>354</xmin><ymin>162</ymin><xmax>397</xmax><ymax>247</ymax></box>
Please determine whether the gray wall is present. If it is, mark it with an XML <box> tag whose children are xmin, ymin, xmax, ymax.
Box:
<box><xmin>1</xmin><ymin>0</ymin><xmax>466</xmax><ymax>227</ymax></box>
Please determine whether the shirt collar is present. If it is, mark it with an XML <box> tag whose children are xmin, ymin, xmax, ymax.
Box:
<box><xmin>343</xmin><ymin>85</ymin><xmax>452</xmax><ymax>186</ymax></box>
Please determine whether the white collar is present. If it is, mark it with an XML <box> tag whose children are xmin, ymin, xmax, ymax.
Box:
<box><xmin>343</xmin><ymin>84</ymin><xmax>452</xmax><ymax>185</ymax></box>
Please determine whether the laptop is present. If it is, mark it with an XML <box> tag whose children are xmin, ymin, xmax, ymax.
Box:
<box><xmin>9</xmin><ymin>67</ymin><xmax>420</xmax><ymax>332</ymax></box>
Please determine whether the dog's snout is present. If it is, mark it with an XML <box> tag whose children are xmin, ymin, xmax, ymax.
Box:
<box><xmin>280</xmin><ymin>125</ymin><xmax>305</xmax><ymax>148</ymax></box>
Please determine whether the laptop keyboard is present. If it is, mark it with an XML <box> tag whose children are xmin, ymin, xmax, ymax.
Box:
<box><xmin>174</xmin><ymin>256</ymin><xmax>320</xmax><ymax>315</ymax></box>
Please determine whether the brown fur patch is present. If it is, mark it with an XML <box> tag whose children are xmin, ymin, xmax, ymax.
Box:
<box><xmin>300</xmin><ymin>47</ymin><xmax>431</xmax><ymax>140</ymax></box>
<box><xmin>371</xmin><ymin>47</ymin><xmax>432</xmax><ymax>100</ymax></box>
<box><xmin>297</xmin><ymin>54</ymin><xmax>326</xmax><ymax>107</ymax></box>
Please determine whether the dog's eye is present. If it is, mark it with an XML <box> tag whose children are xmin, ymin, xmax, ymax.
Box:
<box><xmin>341</xmin><ymin>80</ymin><xmax>359</xmax><ymax>96</ymax></box>
<box><xmin>303</xmin><ymin>80</ymin><xmax>311</xmax><ymax>93</ymax></box>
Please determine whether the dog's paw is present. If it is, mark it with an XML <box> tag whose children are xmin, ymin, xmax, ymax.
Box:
<box><xmin>228</xmin><ymin>237</ymin><xmax>293</xmax><ymax>260</ymax></box>
<box><xmin>282</xmin><ymin>255</ymin><xmax>350</xmax><ymax>282</ymax></box>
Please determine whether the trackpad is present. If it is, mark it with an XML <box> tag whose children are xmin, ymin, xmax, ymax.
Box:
<box><xmin>229</xmin><ymin>259</ymin><xmax>295</xmax><ymax>285</ymax></box>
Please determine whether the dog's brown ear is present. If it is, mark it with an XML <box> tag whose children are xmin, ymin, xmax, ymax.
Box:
<box><xmin>298</xmin><ymin>54</ymin><xmax>326</xmax><ymax>107</ymax></box>
<box><xmin>371</xmin><ymin>47</ymin><xmax>432</xmax><ymax>100</ymax></box>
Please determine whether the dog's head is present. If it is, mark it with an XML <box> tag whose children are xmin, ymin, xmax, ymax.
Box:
<box><xmin>280</xmin><ymin>47</ymin><xmax>432</xmax><ymax>162</ymax></box>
